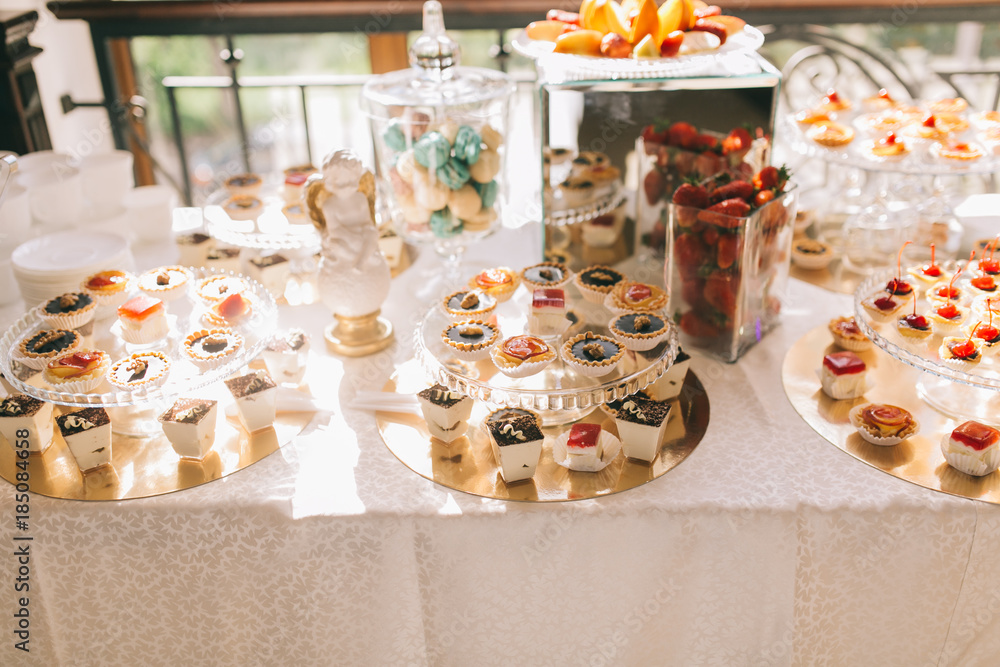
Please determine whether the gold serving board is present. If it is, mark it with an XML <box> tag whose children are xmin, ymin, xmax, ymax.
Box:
<box><xmin>782</xmin><ymin>325</ymin><xmax>1000</xmax><ymax>504</ymax></box>
<box><xmin>376</xmin><ymin>358</ymin><xmax>709</xmax><ymax>502</ymax></box>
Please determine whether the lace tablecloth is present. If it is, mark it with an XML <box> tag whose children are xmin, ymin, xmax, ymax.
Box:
<box><xmin>2</xmin><ymin>225</ymin><xmax>998</xmax><ymax>666</ymax></box>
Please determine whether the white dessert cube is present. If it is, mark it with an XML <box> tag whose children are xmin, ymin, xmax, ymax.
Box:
<box><xmin>205</xmin><ymin>247</ymin><xmax>243</xmax><ymax>274</ymax></box>
<box><xmin>378</xmin><ymin>231</ymin><xmax>405</xmax><ymax>269</ymax></box>
<box><xmin>417</xmin><ymin>384</ymin><xmax>473</xmax><ymax>443</ymax></box>
<box><xmin>247</xmin><ymin>254</ymin><xmax>291</xmax><ymax>297</ymax></box>
<box><xmin>159</xmin><ymin>398</ymin><xmax>218</xmax><ymax>460</ymax></box>
<box><xmin>612</xmin><ymin>397</ymin><xmax>671</xmax><ymax>463</ymax></box>
<box><xmin>175</xmin><ymin>232</ymin><xmax>213</xmax><ymax>267</ymax></box>
<box><xmin>224</xmin><ymin>370</ymin><xmax>277</xmax><ymax>433</ymax></box>
<box><xmin>645</xmin><ymin>349</ymin><xmax>691</xmax><ymax>402</ymax></box>
<box><xmin>261</xmin><ymin>329</ymin><xmax>310</xmax><ymax>386</ymax></box>
<box><xmin>56</xmin><ymin>407</ymin><xmax>112</xmax><ymax>472</ymax></box>
<box><xmin>487</xmin><ymin>414</ymin><xmax>544</xmax><ymax>483</ymax></box>
<box><xmin>564</xmin><ymin>423</ymin><xmax>603</xmax><ymax>468</ymax></box>
<box><xmin>0</xmin><ymin>394</ymin><xmax>54</xmax><ymax>453</ymax></box>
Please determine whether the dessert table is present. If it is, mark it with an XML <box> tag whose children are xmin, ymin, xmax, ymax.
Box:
<box><xmin>2</xmin><ymin>224</ymin><xmax>1000</xmax><ymax>666</ymax></box>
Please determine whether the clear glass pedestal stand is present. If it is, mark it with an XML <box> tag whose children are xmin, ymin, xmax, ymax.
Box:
<box><xmin>841</xmin><ymin>171</ymin><xmax>915</xmax><ymax>275</ymax></box>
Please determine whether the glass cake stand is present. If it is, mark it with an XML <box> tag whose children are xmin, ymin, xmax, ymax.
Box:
<box><xmin>413</xmin><ymin>290</ymin><xmax>679</xmax><ymax>426</ymax></box>
<box><xmin>0</xmin><ymin>267</ymin><xmax>278</xmax><ymax>433</ymax></box>
<box><xmin>203</xmin><ymin>178</ymin><xmax>321</xmax><ymax>254</ymax></box>
<box><xmin>853</xmin><ymin>267</ymin><xmax>1000</xmax><ymax>420</ymax></box>
<box><xmin>543</xmin><ymin>182</ymin><xmax>626</xmax><ymax>227</ymax></box>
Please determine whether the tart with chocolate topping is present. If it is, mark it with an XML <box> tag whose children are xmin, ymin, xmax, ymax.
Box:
<box><xmin>107</xmin><ymin>351</ymin><xmax>171</xmax><ymax>391</ymax></box>
<box><xmin>38</xmin><ymin>292</ymin><xmax>97</xmax><ymax>329</ymax></box>
<box><xmin>16</xmin><ymin>329</ymin><xmax>82</xmax><ymax>369</ymax></box>
<box><xmin>441</xmin><ymin>320</ymin><xmax>499</xmax><ymax>361</ymax></box>
<box><xmin>183</xmin><ymin>328</ymin><xmax>244</xmax><ymax>369</ymax></box>
<box><xmin>562</xmin><ymin>331</ymin><xmax>624</xmax><ymax>377</ymax></box>
<box><xmin>521</xmin><ymin>261</ymin><xmax>572</xmax><ymax>289</ymax></box>
<box><xmin>224</xmin><ymin>172</ymin><xmax>262</xmax><ymax>195</ymax></box>
<box><xmin>574</xmin><ymin>265</ymin><xmax>624</xmax><ymax>304</ymax></box>
<box><xmin>441</xmin><ymin>290</ymin><xmax>497</xmax><ymax>319</ymax></box>
<box><xmin>138</xmin><ymin>265</ymin><xmax>193</xmax><ymax>302</ymax></box>
<box><xmin>610</xmin><ymin>312</ymin><xmax>669</xmax><ymax>351</ymax></box>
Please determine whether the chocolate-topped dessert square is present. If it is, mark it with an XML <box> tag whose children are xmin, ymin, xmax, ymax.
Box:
<box><xmin>224</xmin><ymin>370</ymin><xmax>277</xmax><ymax>433</ymax></box>
<box><xmin>610</xmin><ymin>396</ymin><xmax>671</xmax><ymax>463</ymax></box>
<box><xmin>417</xmin><ymin>384</ymin><xmax>473</xmax><ymax>443</ymax></box>
<box><xmin>0</xmin><ymin>394</ymin><xmax>53</xmax><ymax>453</ymax></box>
<box><xmin>159</xmin><ymin>398</ymin><xmax>219</xmax><ymax>460</ymax></box>
<box><xmin>486</xmin><ymin>414</ymin><xmax>544</xmax><ymax>484</ymax></box>
<box><xmin>56</xmin><ymin>407</ymin><xmax>112</xmax><ymax>472</ymax></box>
<box><xmin>487</xmin><ymin>414</ymin><xmax>543</xmax><ymax>446</ymax></box>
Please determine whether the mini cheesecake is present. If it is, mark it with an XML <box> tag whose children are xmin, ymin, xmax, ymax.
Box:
<box><xmin>42</xmin><ymin>350</ymin><xmax>110</xmax><ymax>393</ymax></box>
<box><xmin>968</xmin><ymin>321</ymin><xmax>1000</xmax><ymax>354</ymax></box>
<box><xmin>606</xmin><ymin>281</ymin><xmax>667</xmax><ymax>314</ymax></box>
<box><xmin>183</xmin><ymin>328</ymin><xmax>244</xmax><ymax>370</ymax></box>
<box><xmin>107</xmin><ymin>351</ymin><xmax>171</xmax><ymax>391</ymax></box>
<box><xmin>574</xmin><ymin>265</ymin><xmax>624</xmax><ymax>304</ymax></box>
<box><xmin>261</xmin><ymin>329</ymin><xmax>309</xmax><ymax>385</ymax></box>
<box><xmin>820</xmin><ymin>351</ymin><xmax>867</xmax><ymax>400</ymax></box>
<box><xmin>521</xmin><ymin>262</ymin><xmax>571</xmax><ymax>289</ymax></box>
<box><xmin>246</xmin><ymin>254</ymin><xmax>290</xmax><ymax>297</ymax></box>
<box><xmin>0</xmin><ymin>394</ymin><xmax>53</xmax><ymax>453</ymax></box>
<box><xmin>561</xmin><ymin>332</ymin><xmax>624</xmax><ymax>378</ymax></box>
<box><xmin>117</xmin><ymin>294</ymin><xmax>169</xmax><ymax>345</ymax></box>
<box><xmin>941</xmin><ymin>420</ymin><xmax>1000</xmax><ymax>476</ymax></box>
<box><xmin>563</xmin><ymin>423</ymin><xmax>604</xmax><ymax>468</ymax></box>
<box><xmin>204</xmin><ymin>292</ymin><xmax>255</xmax><ymax>327</ymax></box>
<box><xmin>883</xmin><ymin>276</ymin><xmax>915</xmax><ymax>306</ymax></box>
<box><xmin>16</xmin><ymin>329</ymin><xmax>81</xmax><ymax>369</ymax></box>
<box><xmin>468</xmin><ymin>267</ymin><xmax>519</xmax><ymax>302</ymax></box>
<box><xmin>175</xmin><ymin>232</ymin><xmax>213</xmax><ymax>267</ymax></box>
<box><xmin>56</xmin><ymin>407</ymin><xmax>112</xmax><ymax>472</ymax></box>
<box><xmin>644</xmin><ymin>349</ymin><xmax>691</xmax><ymax>401</ymax></box>
<box><xmin>441</xmin><ymin>320</ymin><xmax>500</xmax><ymax>362</ymax></box>
<box><xmin>158</xmin><ymin>398</ymin><xmax>218</xmax><ymax>460</ymax></box>
<box><xmin>416</xmin><ymin>384</ymin><xmax>473</xmax><ymax>443</ymax></box>
<box><xmin>138</xmin><ymin>265</ymin><xmax>193</xmax><ymax>302</ymax></box>
<box><xmin>486</xmin><ymin>414</ymin><xmax>544</xmax><ymax>484</ymax></box>
<box><xmin>529</xmin><ymin>288</ymin><xmax>567</xmax><ymax>335</ymax></box>
<box><xmin>224</xmin><ymin>370</ymin><xmax>277</xmax><ymax>433</ymax></box>
<box><xmin>926</xmin><ymin>283</ymin><xmax>964</xmax><ymax>305</ymax></box>
<box><xmin>969</xmin><ymin>274</ymin><xmax>999</xmax><ymax>296</ymax></box>
<box><xmin>828</xmin><ymin>316</ymin><xmax>871</xmax><ymax>352</ymax></box>
<box><xmin>610</xmin><ymin>396</ymin><xmax>671</xmax><ymax>463</ymax></box>
<box><xmin>610</xmin><ymin>312</ymin><xmax>669</xmax><ymax>351</ymax></box>
<box><xmin>38</xmin><ymin>292</ymin><xmax>97</xmax><ymax>330</ymax></box>
<box><xmin>907</xmin><ymin>261</ymin><xmax>950</xmax><ymax>285</ymax></box>
<box><xmin>196</xmin><ymin>274</ymin><xmax>250</xmax><ymax>303</ymax></box>
<box><xmin>491</xmin><ymin>335</ymin><xmax>556</xmax><ymax>378</ymax></box>
<box><xmin>849</xmin><ymin>403</ymin><xmax>918</xmax><ymax>446</ymax></box>
<box><xmin>441</xmin><ymin>290</ymin><xmax>496</xmax><ymax>320</ymax></box>
<box><xmin>81</xmin><ymin>270</ymin><xmax>133</xmax><ymax>309</ymax></box>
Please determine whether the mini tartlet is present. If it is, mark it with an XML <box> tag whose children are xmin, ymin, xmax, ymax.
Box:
<box><xmin>574</xmin><ymin>265</ymin><xmax>624</xmax><ymax>304</ymax></box>
<box><xmin>203</xmin><ymin>292</ymin><xmax>255</xmax><ymax>327</ymax></box>
<box><xmin>441</xmin><ymin>320</ymin><xmax>500</xmax><ymax>362</ymax></box>
<box><xmin>939</xmin><ymin>336</ymin><xmax>982</xmax><ymax>368</ymax></box>
<box><xmin>791</xmin><ymin>239</ymin><xmax>834</xmax><ymax>270</ymax></box>
<box><xmin>928</xmin><ymin>302</ymin><xmax>968</xmax><ymax>335</ymax></box>
<box><xmin>441</xmin><ymin>290</ymin><xmax>496</xmax><ymax>320</ymax></box>
<box><xmin>929</xmin><ymin>97</ymin><xmax>968</xmax><ymax>114</ymax></box>
<box><xmin>867</xmin><ymin>132</ymin><xmax>909</xmax><ymax>160</ymax></box>
<box><xmin>138</xmin><ymin>265</ymin><xmax>193</xmax><ymax>302</ymax></box>
<box><xmin>38</xmin><ymin>292</ymin><xmax>97</xmax><ymax>330</ymax></box>
<box><xmin>468</xmin><ymin>267</ymin><xmax>519</xmax><ymax>302</ymax></box>
<box><xmin>932</xmin><ymin>140</ymin><xmax>985</xmax><ymax>162</ymax></box>
<box><xmin>490</xmin><ymin>334</ymin><xmax>556</xmax><ymax>378</ymax></box>
<box><xmin>861</xmin><ymin>292</ymin><xmax>906</xmax><ymax>324</ymax></box>
<box><xmin>967</xmin><ymin>321</ymin><xmax>1000</xmax><ymax>354</ymax></box>
<box><xmin>605</xmin><ymin>281</ymin><xmax>667</xmax><ymax>314</ymax></box>
<box><xmin>907</xmin><ymin>261</ymin><xmax>951</xmax><ymax>285</ymax></box>
<box><xmin>818</xmin><ymin>89</ymin><xmax>852</xmax><ymax>113</ymax></box>
<box><xmin>196</xmin><ymin>274</ymin><xmax>250</xmax><ymax>303</ymax></box>
<box><xmin>808</xmin><ymin>122</ymin><xmax>855</xmax><ymax>148</ymax></box>
<box><xmin>849</xmin><ymin>403</ymin><xmax>918</xmax><ymax>446</ymax></box>
<box><xmin>224</xmin><ymin>173</ymin><xmax>262</xmax><ymax>196</ymax></box>
<box><xmin>42</xmin><ymin>350</ymin><xmax>110</xmax><ymax>393</ymax></box>
<box><xmin>828</xmin><ymin>316</ymin><xmax>871</xmax><ymax>352</ymax></box>
<box><xmin>183</xmin><ymin>328</ymin><xmax>244</xmax><ymax>370</ymax></box>
<box><xmin>107</xmin><ymin>351</ymin><xmax>171</xmax><ymax>391</ymax></box>
<box><xmin>16</xmin><ymin>329</ymin><xmax>82</xmax><ymax>369</ymax></box>
<box><xmin>895</xmin><ymin>312</ymin><xmax>933</xmax><ymax>344</ymax></box>
<box><xmin>80</xmin><ymin>270</ymin><xmax>134</xmax><ymax>308</ymax></box>
<box><xmin>926</xmin><ymin>283</ymin><xmax>963</xmax><ymax>305</ymax></box>
<box><xmin>521</xmin><ymin>261</ymin><xmax>572</xmax><ymax>289</ymax></box>
<box><xmin>561</xmin><ymin>331</ymin><xmax>624</xmax><ymax>378</ymax></box>
<box><xmin>223</xmin><ymin>195</ymin><xmax>263</xmax><ymax>221</ymax></box>
<box><xmin>610</xmin><ymin>312</ymin><xmax>670</xmax><ymax>351</ymax></box>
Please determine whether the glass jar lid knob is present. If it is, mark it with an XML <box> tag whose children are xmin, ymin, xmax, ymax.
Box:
<box><xmin>409</xmin><ymin>1</ymin><xmax>461</xmax><ymax>79</ymax></box>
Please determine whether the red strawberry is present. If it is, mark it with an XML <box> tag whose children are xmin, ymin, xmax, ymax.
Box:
<box><xmin>672</xmin><ymin>182</ymin><xmax>709</xmax><ymax>208</ymax></box>
<box><xmin>722</xmin><ymin>127</ymin><xmax>752</xmax><ymax>157</ymax></box>
<box><xmin>668</xmin><ymin>121</ymin><xmax>698</xmax><ymax>148</ymax></box>
<box><xmin>701</xmin><ymin>227</ymin><xmax>719</xmax><ymax>247</ymax></box>
<box><xmin>697</xmin><ymin>198</ymin><xmax>750</xmax><ymax>228</ymax></box>
<box><xmin>717</xmin><ymin>234</ymin><xmax>741</xmax><ymax>269</ymax></box>
<box><xmin>680</xmin><ymin>311</ymin><xmax>721</xmax><ymax>338</ymax></box>
<box><xmin>704</xmin><ymin>272</ymin><xmax>738</xmax><ymax>318</ymax></box>
<box><xmin>753</xmin><ymin>165</ymin><xmax>791</xmax><ymax>192</ymax></box>
<box><xmin>674</xmin><ymin>232</ymin><xmax>707</xmax><ymax>279</ymax></box>
<box><xmin>691</xmin><ymin>19</ymin><xmax>728</xmax><ymax>45</ymax></box>
<box><xmin>641</xmin><ymin>124</ymin><xmax>668</xmax><ymax>149</ymax></box>
<box><xmin>643</xmin><ymin>169</ymin><xmax>665</xmax><ymax>205</ymax></box>
<box><xmin>695</xmin><ymin>152</ymin><xmax>723</xmax><ymax>178</ymax></box>
<box><xmin>695</xmin><ymin>134</ymin><xmax>719</xmax><ymax>151</ymax></box>
<box><xmin>709</xmin><ymin>180</ymin><xmax>754</xmax><ymax>204</ymax></box>
<box><xmin>680</xmin><ymin>278</ymin><xmax>705</xmax><ymax>306</ymax></box>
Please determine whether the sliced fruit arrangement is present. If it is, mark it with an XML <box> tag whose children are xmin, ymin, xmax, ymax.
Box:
<box><xmin>524</xmin><ymin>0</ymin><xmax>748</xmax><ymax>59</ymax></box>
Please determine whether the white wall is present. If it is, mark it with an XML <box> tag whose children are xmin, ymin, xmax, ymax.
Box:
<box><xmin>1</xmin><ymin>0</ymin><xmax>111</xmax><ymax>158</ymax></box>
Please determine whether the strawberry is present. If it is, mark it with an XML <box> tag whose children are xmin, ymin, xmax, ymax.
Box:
<box><xmin>674</xmin><ymin>232</ymin><xmax>707</xmax><ymax>280</ymax></box>
<box><xmin>680</xmin><ymin>278</ymin><xmax>706</xmax><ymax>306</ymax></box>
<box><xmin>704</xmin><ymin>272</ymin><xmax>738</xmax><ymax>318</ymax></box>
<box><xmin>643</xmin><ymin>169</ymin><xmax>665</xmax><ymax>205</ymax></box>
<box><xmin>695</xmin><ymin>134</ymin><xmax>719</xmax><ymax>151</ymax></box>
<box><xmin>709</xmin><ymin>180</ymin><xmax>754</xmax><ymax>205</ymax></box>
<box><xmin>675</xmin><ymin>151</ymin><xmax>697</xmax><ymax>177</ymax></box>
<box><xmin>680</xmin><ymin>311</ymin><xmax>721</xmax><ymax>338</ymax></box>
<box><xmin>695</xmin><ymin>152</ymin><xmax>722</xmax><ymax>179</ymax></box>
<box><xmin>641</xmin><ymin>123</ymin><xmax>669</xmax><ymax>148</ymax></box>
<box><xmin>697</xmin><ymin>198</ymin><xmax>751</xmax><ymax>228</ymax></box>
<box><xmin>753</xmin><ymin>165</ymin><xmax>791</xmax><ymax>192</ymax></box>
<box><xmin>717</xmin><ymin>234</ymin><xmax>741</xmax><ymax>269</ymax></box>
<box><xmin>754</xmin><ymin>189</ymin><xmax>775</xmax><ymax>208</ymax></box>
<box><xmin>668</xmin><ymin>121</ymin><xmax>698</xmax><ymax>149</ymax></box>
<box><xmin>701</xmin><ymin>227</ymin><xmax>720</xmax><ymax>247</ymax></box>
<box><xmin>672</xmin><ymin>182</ymin><xmax>709</xmax><ymax>209</ymax></box>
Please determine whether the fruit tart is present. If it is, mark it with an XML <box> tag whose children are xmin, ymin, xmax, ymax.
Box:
<box><xmin>808</xmin><ymin>122</ymin><xmax>855</xmax><ymax>148</ymax></box>
<box><xmin>818</xmin><ymin>89</ymin><xmax>852</xmax><ymax>113</ymax></box>
<box><xmin>203</xmin><ymin>292</ymin><xmax>255</xmax><ymax>327</ymax></box>
<box><xmin>828</xmin><ymin>316</ymin><xmax>871</xmax><ymax>352</ymax></box>
<box><xmin>932</xmin><ymin>140</ymin><xmax>985</xmax><ymax>162</ymax></box>
<box><xmin>849</xmin><ymin>403</ymin><xmax>918</xmax><ymax>446</ymax></box>
<box><xmin>895</xmin><ymin>311</ymin><xmax>933</xmax><ymax>344</ymax></box>
<box><xmin>107</xmin><ymin>351</ymin><xmax>171</xmax><ymax>391</ymax></box>
<box><xmin>574</xmin><ymin>264</ymin><xmax>624</xmax><ymax>304</ymax></box>
<box><xmin>183</xmin><ymin>328</ymin><xmax>244</xmax><ymax>370</ymax></box>
<box><xmin>490</xmin><ymin>334</ymin><xmax>556</xmax><ymax>378</ymax></box>
<box><xmin>868</xmin><ymin>132</ymin><xmax>909</xmax><ymax>160</ymax></box>
<box><xmin>861</xmin><ymin>292</ymin><xmax>906</xmax><ymax>324</ymax></box>
<box><xmin>15</xmin><ymin>328</ymin><xmax>82</xmax><ymax>369</ymax></box>
<box><xmin>928</xmin><ymin>301</ymin><xmax>969</xmax><ymax>336</ymax></box>
<box><xmin>441</xmin><ymin>320</ymin><xmax>500</xmax><ymax>362</ymax></box>
<box><xmin>819</xmin><ymin>351</ymin><xmax>868</xmax><ymax>400</ymax></box>
<box><xmin>941</xmin><ymin>421</ymin><xmax>1000</xmax><ymax>477</ymax></box>
<box><xmin>38</xmin><ymin>292</ymin><xmax>97</xmax><ymax>330</ymax></box>
<box><xmin>138</xmin><ymin>265</ymin><xmax>193</xmax><ymax>302</ymax></box>
<box><xmin>926</xmin><ymin>282</ymin><xmax>964</xmax><ymax>305</ymax></box>
<box><xmin>80</xmin><ymin>269</ymin><xmax>134</xmax><ymax>309</ymax></box>
<box><xmin>561</xmin><ymin>331</ymin><xmax>624</xmax><ymax>378</ymax></box>
<box><xmin>862</xmin><ymin>88</ymin><xmax>899</xmax><ymax>112</ymax></box>
<box><xmin>605</xmin><ymin>281</ymin><xmax>667</xmax><ymax>314</ymax></box>
<box><xmin>468</xmin><ymin>267</ymin><xmax>519</xmax><ymax>302</ymax></box>
<box><xmin>968</xmin><ymin>320</ymin><xmax>1000</xmax><ymax>355</ymax></box>
<box><xmin>42</xmin><ymin>349</ymin><xmax>110</xmax><ymax>393</ymax></box>
<box><xmin>969</xmin><ymin>273</ymin><xmax>999</xmax><ymax>296</ymax></box>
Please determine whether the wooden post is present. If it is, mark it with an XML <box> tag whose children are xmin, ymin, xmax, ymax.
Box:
<box><xmin>109</xmin><ymin>37</ymin><xmax>155</xmax><ymax>186</ymax></box>
<box><xmin>368</xmin><ymin>33</ymin><xmax>409</xmax><ymax>74</ymax></box>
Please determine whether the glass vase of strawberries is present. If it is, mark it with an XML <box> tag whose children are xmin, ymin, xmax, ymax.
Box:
<box><xmin>667</xmin><ymin>165</ymin><xmax>796</xmax><ymax>362</ymax></box>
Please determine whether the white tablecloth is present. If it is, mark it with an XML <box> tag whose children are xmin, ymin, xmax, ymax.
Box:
<box><xmin>2</xmin><ymin>225</ymin><xmax>999</xmax><ymax>666</ymax></box>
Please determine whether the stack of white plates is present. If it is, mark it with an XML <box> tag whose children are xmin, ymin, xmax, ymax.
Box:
<box><xmin>12</xmin><ymin>231</ymin><xmax>134</xmax><ymax>307</ymax></box>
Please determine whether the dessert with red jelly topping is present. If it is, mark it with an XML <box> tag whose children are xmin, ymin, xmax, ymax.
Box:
<box><xmin>490</xmin><ymin>334</ymin><xmax>556</xmax><ymax>377</ymax></box>
<box><xmin>204</xmin><ymin>292</ymin><xmax>254</xmax><ymax>327</ymax></box>
<box><xmin>970</xmin><ymin>274</ymin><xmax>998</xmax><ymax>294</ymax></box>
<box><xmin>849</xmin><ymin>403</ymin><xmax>918</xmax><ymax>445</ymax></box>
<box><xmin>820</xmin><ymin>351</ymin><xmax>868</xmax><ymax>400</ymax></box>
<box><xmin>564</xmin><ymin>423</ymin><xmax>604</xmax><ymax>468</ymax></box>
<box><xmin>941</xmin><ymin>420</ymin><xmax>1000</xmax><ymax>476</ymax></box>
<box><xmin>468</xmin><ymin>267</ymin><xmax>519</xmax><ymax>302</ymax></box>
<box><xmin>117</xmin><ymin>294</ymin><xmax>169</xmax><ymax>344</ymax></box>
<box><xmin>606</xmin><ymin>280</ymin><xmax>667</xmax><ymax>313</ymax></box>
<box><xmin>529</xmin><ymin>288</ymin><xmax>568</xmax><ymax>334</ymax></box>
<box><xmin>42</xmin><ymin>349</ymin><xmax>110</xmax><ymax>393</ymax></box>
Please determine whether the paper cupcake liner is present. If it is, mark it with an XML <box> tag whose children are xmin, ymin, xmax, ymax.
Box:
<box><xmin>603</xmin><ymin>292</ymin><xmax>668</xmax><ymax>317</ymax></box>
<box><xmin>930</xmin><ymin>319</ymin><xmax>966</xmax><ymax>336</ymax></box>
<box><xmin>490</xmin><ymin>347</ymin><xmax>554</xmax><ymax>378</ymax></box>
<box><xmin>792</xmin><ymin>251</ymin><xmax>834</xmax><ymax>271</ymax></box>
<box><xmin>575</xmin><ymin>280</ymin><xmax>615</xmax><ymax>305</ymax></box>
<box><xmin>906</xmin><ymin>268</ymin><xmax>949</xmax><ymax>285</ymax></box>
<box><xmin>444</xmin><ymin>340</ymin><xmax>497</xmax><ymax>362</ymax></box>
<box><xmin>82</xmin><ymin>278</ymin><xmax>135</xmax><ymax>310</ymax></box>
<box><xmin>849</xmin><ymin>405</ymin><xmax>918</xmax><ymax>446</ymax></box>
<box><xmin>830</xmin><ymin>334</ymin><xmax>873</xmax><ymax>352</ymax></box>
<box><xmin>117</xmin><ymin>317</ymin><xmax>170</xmax><ymax>345</ymax></box>
<box><xmin>44</xmin><ymin>365</ymin><xmax>109</xmax><ymax>394</ymax></box>
<box><xmin>552</xmin><ymin>430</ymin><xmax>622</xmax><ymax>472</ymax></box>
<box><xmin>37</xmin><ymin>303</ymin><xmax>97</xmax><ymax>331</ymax></box>
<box><xmin>609</xmin><ymin>317</ymin><xmax>668</xmax><ymax>351</ymax></box>
<box><xmin>941</xmin><ymin>436</ymin><xmax>1000</xmax><ymax>476</ymax></box>
<box><xmin>561</xmin><ymin>350</ymin><xmax>622</xmax><ymax>378</ymax></box>
<box><xmin>939</xmin><ymin>355</ymin><xmax>982</xmax><ymax>371</ymax></box>
<box><xmin>14</xmin><ymin>335</ymin><xmax>83</xmax><ymax>370</ymax></box>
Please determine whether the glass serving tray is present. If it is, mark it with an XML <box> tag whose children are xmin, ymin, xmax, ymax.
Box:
<box><xmin>414</xmin><ymin>291</ymin><xmax>679</xmax><ymax>422</ymax></box>
<box><xmin>853</xmin><ymin>268</ymin><xmax>1000</xmax><ymax>391</ymax></box>
<box><xmin>204</xmin><ymin>177</ymin><xmax>321</xmax><ymax>252</ymax></box>
<box><xmin>512</xmin><ymin>25</ymin><xmax>765</xmax><ymax>80</ymax></box>
<box><xmin>0</xmin><ymin>267</ymin><xmax>278</xmax><ymax>408</ymax></box>
<box><xmin>544</xmin><ymin>182</ymin><xmax>626</xmax><ymax>227</ymax></box>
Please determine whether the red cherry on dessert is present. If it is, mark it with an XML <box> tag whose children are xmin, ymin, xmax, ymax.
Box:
<box><xmin>626</xmin><ymin>284</ymin><xmax>652</xmax><ymax>302</ymax></box>
<box><xmin>567</xmin><ymin>423</ymin><xmax>601</xmax><ymax>449</ymax></box>
<box><xmin>502</xmin><ymin>335</ymin><xmax>549</xmax><ymax>360</ymax></box>
<box><xmin>951</xmin><ymin>420</ymin><xmax>1000</xmax><ymax>451</ymax></box>
<box><xmin>920</xmin><ymin>264</ymin><xmax>942</xmax><ymax>277</ymax></box>
<box><xmin>972</xmin><ymin>275</ymin><xmax>997</xmax><ymax>291</ymax></box>
<box><xmin>824</xmin><ymin>90</ymin><xmax>842</xmax><ymax>104</ymax></box>
<box><xmin>885</xmin><ymin>277</ymin><xmax>912</xmax><ymax>295</ymax></box>
<box><xmin>903</xmin><ymin>314</ymin><xmax>929</xmax><ymax>330</ymax></box>
<box><xmin>877</xmin><ymin>89</ymin><xmax>893</xmax><ymax>102</ymax></box>
<box><xmin>949</xmin><ymin>340</ymin><xmax>977</xmax><ymax>359</ymax></box>
<box><xmin>879</xmin><ymin>132</ymin><xmax>898</xmax><ymax>146</ymax></box>
<box><xmin>922</xmin><ymin>114</ymin><xmax>937</xmax><ymax>128</ymax></box>
<box><xmin>975</xmin><ymin>325</ymin><xmax>1000</xmax><ymax>342</ymax></box>
<box><xmin>981</xmin><ymin>259</ymin><xmax>1000</xmax><ymax>274</ymax></box>
<box><xmin>934</xmin><ymin>285</ymin><xmax>959</xmax><ymax>299</ymax></box>
<box><xmin>935</xmin><ymin>303</ymin><xmax>960</xmax><ymax>319</ymax></box>
<box><xmin>873</xmin><ymin>295</ymin><xmax>898</xmax><ymax>311</ymax></box>
<box><xmin>823</xmin><ymin>351</ymin><xmax>866</xmax><ymax>376</ymax></box>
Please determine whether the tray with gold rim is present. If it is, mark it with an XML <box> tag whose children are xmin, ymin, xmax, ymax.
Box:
<box><xmin>0</xmin><ymin>267</ymin><xmax>277</xmax><ymax>408</ymax></box>
<box><xmin>782</xmin><ymin>324</ymin><xmax>1000</xmax><ymax>504</ymax></box>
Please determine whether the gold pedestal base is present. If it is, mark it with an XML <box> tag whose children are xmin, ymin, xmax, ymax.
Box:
<box><xmin>325</xmin><ymin>310</ymin><xmax>394</xmax><ymax>357</ymax></box>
